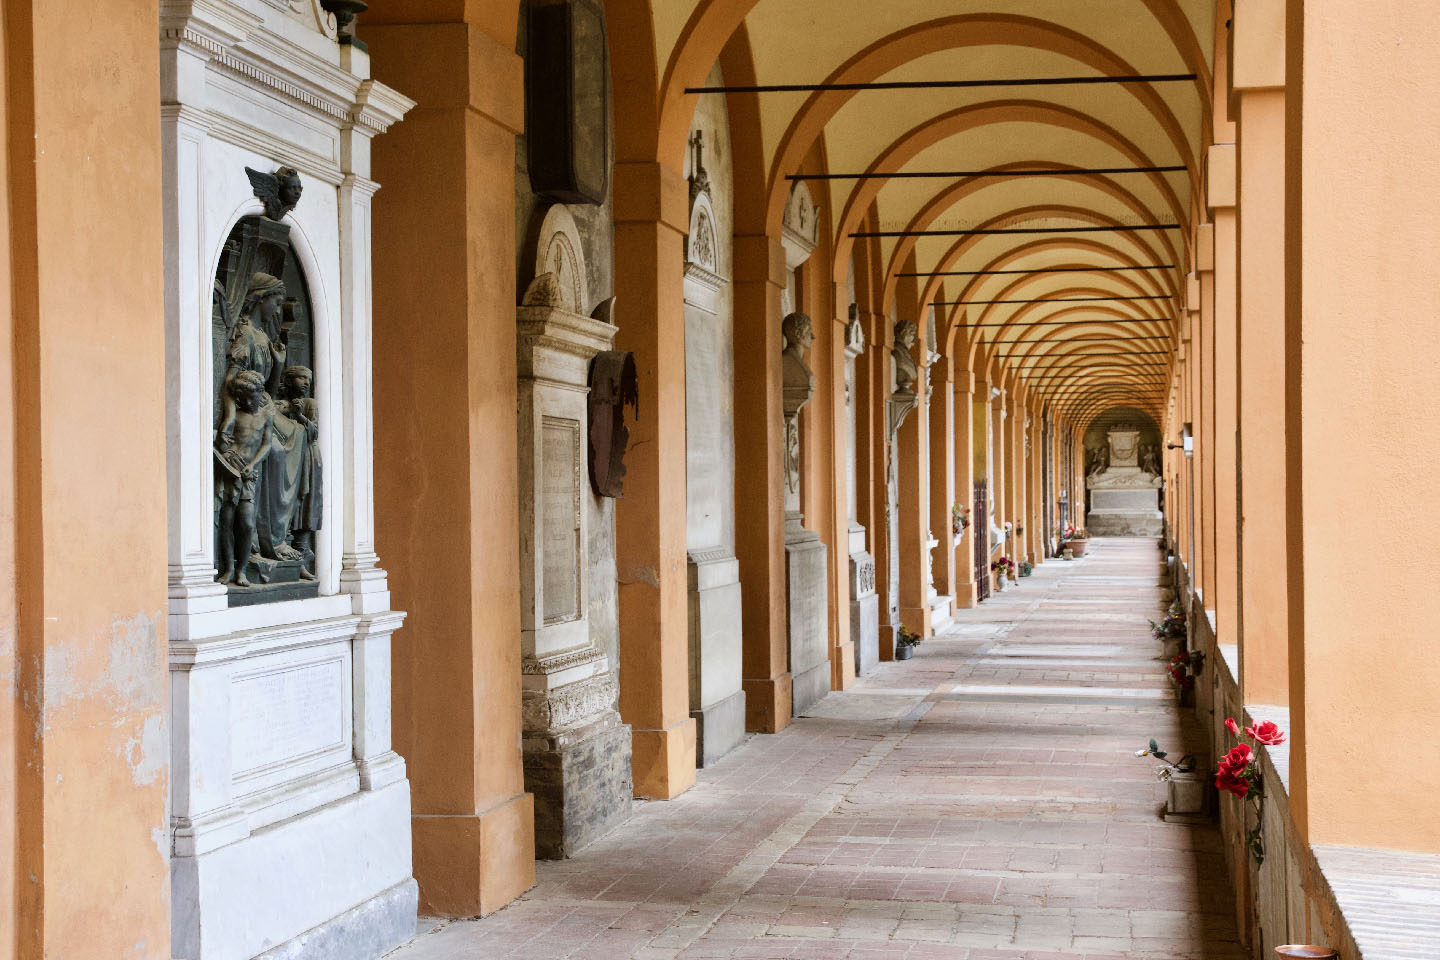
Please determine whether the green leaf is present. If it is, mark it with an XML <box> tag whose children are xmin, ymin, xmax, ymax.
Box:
<box><xmin>1154</xmin><ymin>750</ymin><xmax>1167</xmax><ymax>760</ymax></box>
<box><xmin>1149</xmin><ymin>738</ymin><xmax>1159</xmax><ymax>754</ymax></box>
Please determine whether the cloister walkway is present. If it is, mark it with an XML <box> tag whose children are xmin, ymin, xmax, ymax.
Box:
<box><xmin>389</xmin><ymin>539</ymin><xmax>1244</xmax><ymax>959</ymax></box>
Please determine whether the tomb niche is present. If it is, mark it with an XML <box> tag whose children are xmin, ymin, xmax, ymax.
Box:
<box><xmin>211</xmin><ymin>187</ymin><xmax>323</xmax><ymax>605</ymax></box>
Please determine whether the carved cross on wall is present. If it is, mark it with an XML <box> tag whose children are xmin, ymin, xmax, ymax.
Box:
<box><xmin>688</xmin><ymin>129</ymin><xmax>711</xmax><ymax>203</ymax></box>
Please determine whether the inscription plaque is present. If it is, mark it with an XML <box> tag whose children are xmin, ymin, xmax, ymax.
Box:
<box><xmin>542</xmin><ymin>417</ymin><xmax>582</xmax><ymax>623</ymax></box>
<box><xmin>231</xmin><ymin>657</ymin><xmax>347</xmax><ymax>777</ymax></box>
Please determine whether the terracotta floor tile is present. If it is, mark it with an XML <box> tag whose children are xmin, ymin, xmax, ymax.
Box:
<box><xmin>388</xmin><ymin>540</ymin><xmax>1239</xmax><ymax>960</ymax></box>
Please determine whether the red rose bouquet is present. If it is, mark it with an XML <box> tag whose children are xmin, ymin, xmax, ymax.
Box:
<box><xmin>1216</xmin><ymin>716</ymin><xmax>1287</xmax><ymax>864</ymax></box>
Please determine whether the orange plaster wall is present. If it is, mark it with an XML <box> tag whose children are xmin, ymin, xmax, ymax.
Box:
<box><xmin>7</xmin><ymin>2</ymin><xmax>170</xmax><ymax>955</ymax></box>
<box><xmin>1287</xmin><ymin>0</ymin><xmax>1440</xmax><ymax>853</ymax></box>
<box><xmin>0</xmin><ymin>3</ymin><xmax>16</xmax><ymax>949</ymax></box>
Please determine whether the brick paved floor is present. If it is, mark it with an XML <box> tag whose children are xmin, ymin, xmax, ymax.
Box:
<box><xmin>387</xmin><ymin>538</ymin><xmax>1242</xmax><ymax>959</ymax></box>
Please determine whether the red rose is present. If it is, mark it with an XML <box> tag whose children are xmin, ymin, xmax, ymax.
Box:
<box><xmin>1245</xmin><ymin>721</ymin><xmax>1287</xmax><ymax>746</ymax></box>
<box><xmin>1219</xmin><ymin>743</ymin><xmax>1253</xmax><ymax>772</ymax></box>
<box><xmin>1215</xmin><ymin>764</ymin><xmax>1250</xmax><ymax>798</ymax></box>
<box><xmin>1224</xmin><ymin>717</ymin><xmax>1241</xmax><ymax>738</ymax></box>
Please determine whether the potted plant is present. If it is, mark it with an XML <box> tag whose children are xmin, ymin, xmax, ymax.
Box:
<box><xmin>894</xmin><ymin>626</ymin><xmax>921</xmax><ymax>660</ymax></box>
<box><xmin>1215</xmin><ymin>717</ymin><xmax>1288</xmax><ymax>864</ymax></box>
<box><xmin>1136</xmin><ymin>738</ymin><xmax>1207</xmax><ymax>823</ymax></box>
<box><xmin>1063</xmin><ymin>525</ymin><xmax>1090</xmax><ymax>558</ymax></box>
<box><xmin>990</xmin><ymin>556</ymin><xmax>1016</xmax><ymax>588</ymax></box>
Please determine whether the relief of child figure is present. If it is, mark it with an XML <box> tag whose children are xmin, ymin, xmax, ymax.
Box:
<box><xmin>214</xmin><ymin>369</ymin><xmax>274</xmax><ymax>587</ymax></box>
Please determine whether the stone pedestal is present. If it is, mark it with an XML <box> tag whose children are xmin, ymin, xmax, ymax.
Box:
<box><xmin>786</xmin><ymin>521</ymin><xmax>830</xmax><ymax>716</ymax></box>
<box><xmin>688</xmin><ymin>549</ymin><xmax>746</xmax><ymax>766</ymax></box>
<box><xmin>516</xmin><ymin>207</ymin><xmax>630</xmax><ymax>858</ymax></box>
<box><xmin>523</xmin><ymin>711</ymin><xmax>632</xmax><ymax>859</ymax></box>
<box><xmin>848</xmin><ymin>525</ymin><xmax>879</xmax><ymax>676</ymax></box>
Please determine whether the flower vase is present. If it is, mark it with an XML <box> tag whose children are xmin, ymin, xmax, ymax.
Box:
<box><xmin>993</xmin><ymin>575</ymin><xmax>1005</xmax><ymax>592</ymax></box>
<box><xmin>894</xmin><ymin>642</ymin><xmax>914</xmax><ymax>661</ymax></box>
<box><xmin>1162</xmin><ymin>768</ymin><xmax>1209</xmax><ymax>823</ymax></box>
<box><xmin>1162</xmin><ymin>635</ymin><xmax>1184</xmax><ymax>661</ymax></box>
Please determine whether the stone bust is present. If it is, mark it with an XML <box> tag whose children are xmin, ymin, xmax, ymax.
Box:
<box><xmin>892</xmin><ymin>320</ymin><xmax>919</xmax><ymax>394</ymax></box>
<box><xmin>781</xmin><ymin>311</ymin><xmax>816</xmax><ymax>400</ymax></box>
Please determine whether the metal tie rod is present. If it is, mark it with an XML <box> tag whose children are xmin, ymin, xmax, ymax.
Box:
<box><xmin>686</xmin><ymin>74</ymin><xmax>1197</xmax><ymax>94</ymax></box>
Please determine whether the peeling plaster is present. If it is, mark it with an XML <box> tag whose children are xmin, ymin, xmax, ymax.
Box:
<box><xmin>42</xmin><ymin>609</ymin><xmax>164</xmax><ymax>718</ymax></box>
<box><xmin>124</xmin><ymin>712</ymin><xmax>166</xmax><ymax>786</ymax></box>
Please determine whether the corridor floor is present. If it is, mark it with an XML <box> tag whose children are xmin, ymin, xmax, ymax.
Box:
<box><xmin>389</xmin><ymin>538</ymin><xmax>1243</xmax><ymax>959</ymax></box>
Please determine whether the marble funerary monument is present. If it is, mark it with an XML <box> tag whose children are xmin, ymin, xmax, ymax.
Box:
<box><xmin>1085</xmin><ymin>423</ymin><xmax>1164</xmax><ymax>536</ymax></box>
<box><xmin>162</xmin><ymin>2</ymin><xmax>415</xmax><ymax>957</ymax></box>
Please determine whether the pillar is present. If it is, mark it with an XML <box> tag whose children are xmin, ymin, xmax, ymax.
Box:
<box><xmin>953</xmin><ymin>366</ymin><xmax>978</xmax><ymax>607</ymax></box>
<box><xmin>610</xmin><ymin>161</ymin><xmax>698</xmax><ymax>797</ymax></box>
<box><xmin>6</xmin><ymin>2</ymin><xmax>170</xmax><ymax>954</ymax></box>
<box><xmin>734</xmin><ymin>232</ymin><xmax>792</xmax><ymax>730</ymax></box>
<box><xmin>928</xmin><ymin>348</ymin><xmax>957</xmax><ymax>612</ymax></box>
<box><xmin>1196</xmin><ymin>224</ymin><xmax>1217</xmax><ymax>611</ymax></box>
<box><xmin>368</xmin><ymin>12</ymin><xmax>535</xmax><ymax>915</ymax></box>
<box><xmin>1234</xmin><ymin>0</ymin><xmax>1290</xmax><ymax>707</ymax></box>
<box><xmin>1210</xmin><ymin>144</ymin><xmax>1240</xmax><ymax>645</ymax></box>
<box><xmin>896</xmin><ymin>285</ymin><xmax>931</xmax><ymax>636</ymax></box>
<box><xmin>1283</xmin><ymin>0</ymin><xmax>1440</xmax><ymax>852</ymax></box>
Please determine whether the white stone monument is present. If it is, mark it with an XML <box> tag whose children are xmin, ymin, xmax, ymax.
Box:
<box><xmin>780</xmin><ymin>184</ymin><xmax>831</xmax><ymax>716</ymax></box>
<box><xmin>843</xmin><ymin>307</ymin><xmax>880</xmax><ymax>675</ymax></box>
<box><xmin>161</xmin><ymin>3</ymin><xmax>415</xmax><ymax>957</ymax></box>
<box><xmin>683</xmin><ymin>132</ymin><xmax>746</xmax><ymax>766</ymax></box>
<box><xmin>1085</xmin><ymin>424</ymin><xmax>1164</xmax><ymax>536</ymax></box>
<box><xmin>516</xmin><ymin>205</ymin><xmax>631</xmax><ymax>855</ymax></box>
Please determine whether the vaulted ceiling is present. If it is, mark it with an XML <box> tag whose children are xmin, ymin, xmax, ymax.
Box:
<box><xmin>646</xmin><ymin>0</ymin><xmax>1221</xmax><ymax>426</ymax></box>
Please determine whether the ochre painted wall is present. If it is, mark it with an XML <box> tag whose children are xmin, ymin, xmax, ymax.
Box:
<box><xmin>6</xmin><ymin>1</ymin><xmax>170</xmax><ymax>955</ymax></box>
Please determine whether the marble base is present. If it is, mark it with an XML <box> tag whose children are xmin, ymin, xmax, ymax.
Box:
<box><xmin>785</xmin><ymin>529</ymin><xmax>829</xmax><ymax>717</ymax></box>
<box><xmin>172</xmin><ymin>778</ymin><xmax>413</xmax><ymax>960</ymax></box>
<box><xmin>692</xmin><ymin>687</ymin><xmax>746</xmax><ymax>767</ymax></box>
<box><xmin>849</xmin><ymin>549</ymin><xmax>878</xmax><ymax>677</ymax></box>
<box><xmin>688</xmin><ymin>551</ymin><xmax>745</xmax><ymax>767</ymax></box>
<box><xmin>254</xmin><ymin>879</ymin><xmax>417</xmax><ymax>960</ymax></box>
<box><xmin>851</xmin><ymin>592</ymin><xmax>879</xmax><ymax>676</ymax></box>
<box><xmin>929</xmin><ymin>595</ymin><xmax>952</xmax><ymax>632</ymax></box>
<box><xmin>524</xmin><ymin>714</ymin><xmax>632</xmax><ymax>859</ymax></box>
<box><xmin>1087</xmin><ymin>510</ymin><xmax>1164</xmax><ymax>536</ymax></box>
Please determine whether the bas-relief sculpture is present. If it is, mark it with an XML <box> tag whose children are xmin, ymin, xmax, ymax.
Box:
<box><xmin>213</xmin><ymin>167</ymin><xmax>322</xmax><ymax>605</ymax></box>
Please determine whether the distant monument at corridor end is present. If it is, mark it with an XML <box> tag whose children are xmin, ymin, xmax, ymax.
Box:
<box><xmin>1085</xmin><ymin>418</ymin><xmax>1163</xmax><ymax>536</ymax></box>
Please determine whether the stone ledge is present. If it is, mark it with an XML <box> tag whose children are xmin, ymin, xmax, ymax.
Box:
<box><xmin>1313</xmin><ymin>845</ymin><xmax>1440</xmax><ymax>960</ymax></box>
